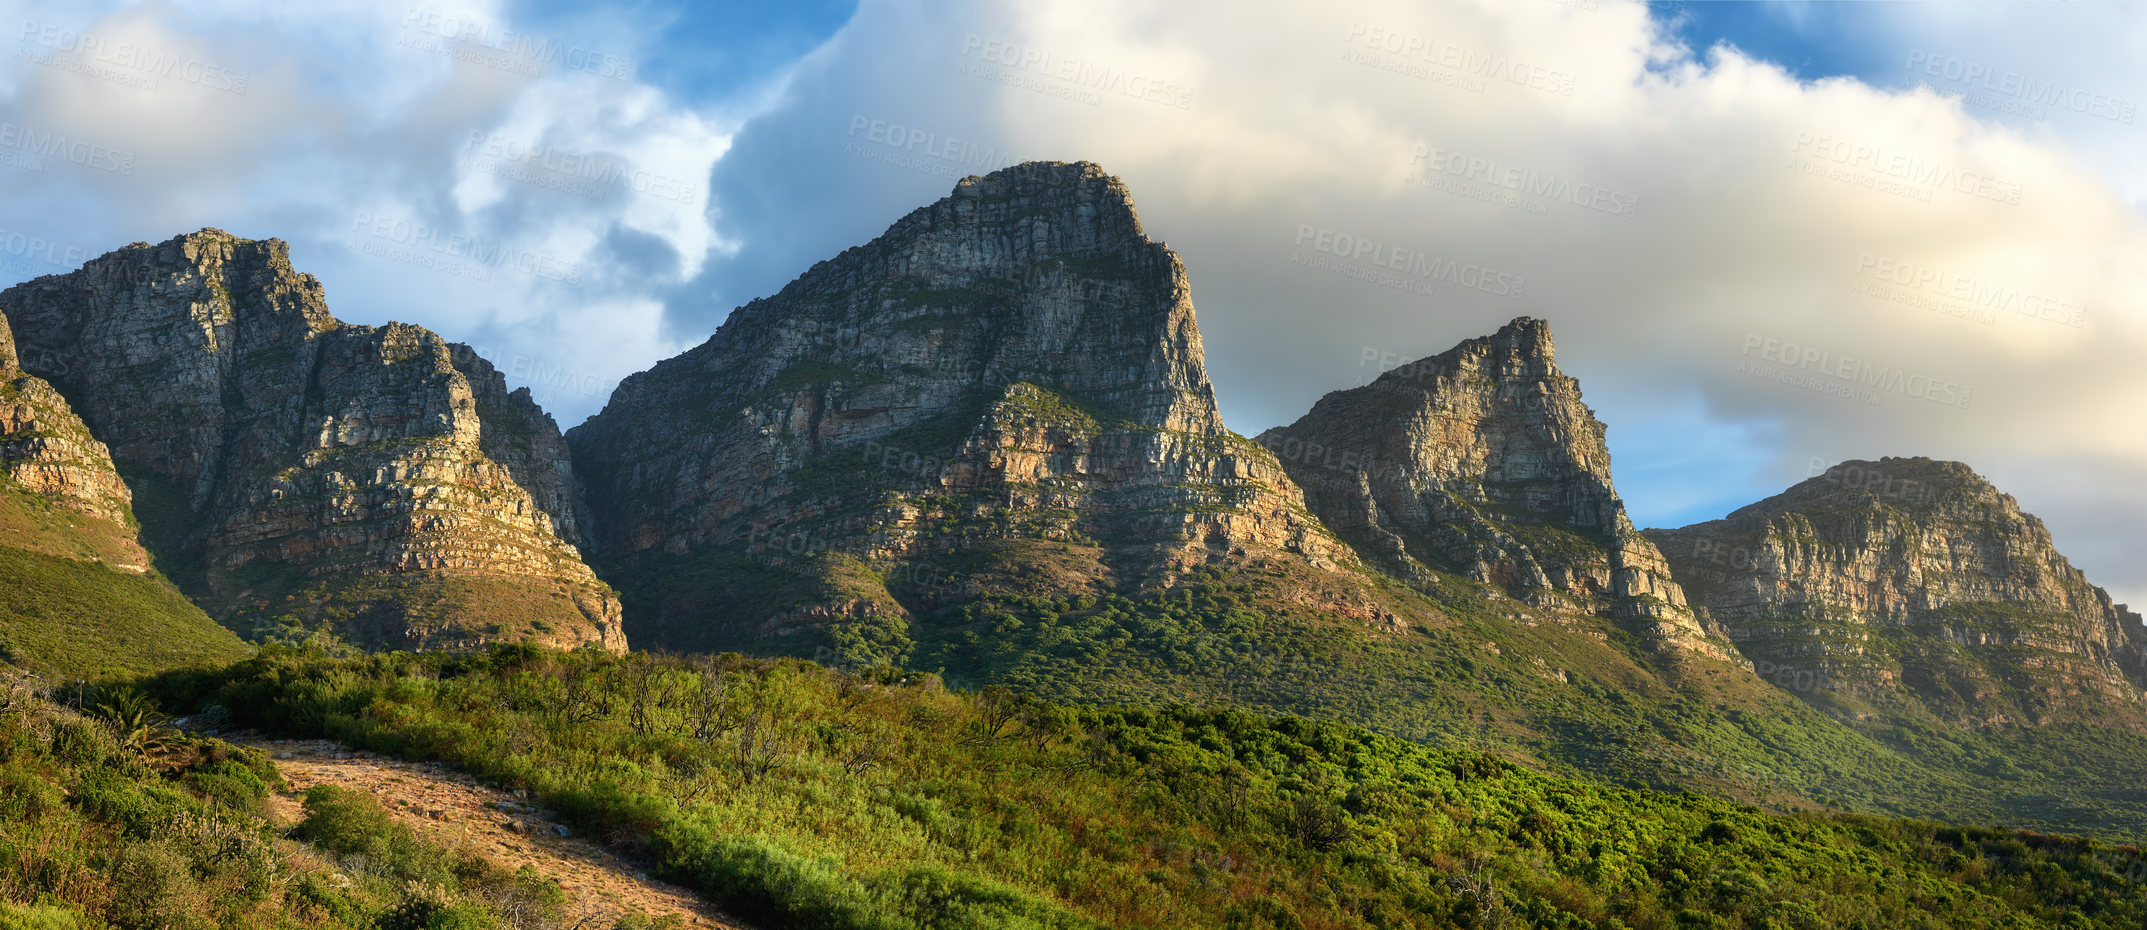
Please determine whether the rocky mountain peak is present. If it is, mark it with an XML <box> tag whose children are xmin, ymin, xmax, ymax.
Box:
<box><xmin>1260</xmin><ymin>316</ymin><xmax>1718</xmax><ymax>654</ymax></box>
<box><xmin>1647</xmin><ymin>456</ymin><xmax>2147</xmax><ymax>726</ymax></box>
<box><xmin>1</xmin><ymin>230</ymin><xmax>622</xmax><ymax>651</ymax></box>
<box><xmin>569</xmin><ymin>161</ymin><xmax>1347</xmax><ymax>654</ymax></box>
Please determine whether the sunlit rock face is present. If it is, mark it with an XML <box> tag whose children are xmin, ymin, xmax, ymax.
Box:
<box><xmin>570</xmin><ymin>161</ymin><xmax>1347</xmax><ymax>651</ymax></box>
<box><xmin>1649</xmin><ymin>457</ymin><xmax>2147</xmax><ymax>726</ymax></box>
<box><xmin>0</xmin><ymin>229</ymin><xmax>623</xmax><ymax>651</ymax></box>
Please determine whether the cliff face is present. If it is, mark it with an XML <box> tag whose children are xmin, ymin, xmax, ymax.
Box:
<box><xmin>1646</xmin><ymin>457</ymin><xmax>2147</xmax><ymax>726</ymax></box>
<box><xmin>570</xmin><ymin>161</ymin><xmax>1348</xmax><ymax>652</ymax></box>
<box><xmin>0</xmin><ymin>313</ymin><xmax>135</xmax><ymax>536</ymax></box>
<box><xmin>1257</xmin><ymin>318</ymin><xmax>1719</xmax><ymax>655</ymax></box>
<box><xmin>0</xmin><ymin>230</ymin><xmax>622</xmax><ymax>652</ymax></box>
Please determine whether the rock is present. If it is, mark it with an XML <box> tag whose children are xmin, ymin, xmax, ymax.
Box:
<box><xmin>1646</xmin><ymin>457</ymin><xmax>2147</xmax><ymax>726</ymax></box>
<box><xmin>552</xmin><ymin>824</ymin><xmax>570</xmax><ymax>837</ymax></box>
<box><xmin>0</xmin><ymin>230</ymin><xmax>624</xmax><ymax>651</ymax></box>
<box><xmin>569</xmin><ymin>161</ymin><xmax>1348</xmax><ymax>651</ymax></box>
<box><xmin>0</xmin><ymin>312</ymin><xmax>147</xmax><ymax>568</ymax></box>
<box><xmin>1257</xmin><ymin>317</ymin><xmax>1725</xmax><ymax>656</ymax></box>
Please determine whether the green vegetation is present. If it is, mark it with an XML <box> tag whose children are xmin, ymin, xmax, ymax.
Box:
<box><xmin>0</xmin><ymin>674</ymin><xmax>645</xmax><ymax>929</ymax></box>
<box><xmin>0</xmin><ymin>487</ymin><xmax>247</xmax><ymax>681</ymax></box>
<box><xmin>213</xmin><ymin>570</ymin><xmax>618</xmax><ymax>655</ymax></box>
<box><xmin>905</xmin><ymin>575</ymin><xmax>2147</xmax><ymax>841</ymax></box>
<box><xmin>139</xmin><ymin>644</ymin><xmax>2147</xmax><ymax>929</ymax></box>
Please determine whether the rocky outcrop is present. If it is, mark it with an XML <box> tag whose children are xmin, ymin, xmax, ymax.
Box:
<box><xmin>1257</xmin><ymin>318</ymin><xmax>1720</xmax><ymax>655</ymax></box>
<box><xmin>0</xmin><ymin>312</ymin><xmax>136</xmax><ymax>536</ymax></box>
<box><xmin>1646</xmin><ymin>457</ymin><xmax>2147</xmax><ymax>726</ymax></box>
<box><xmin>569</xmin><ymin>161</ymin><xmax>1346</xmax><ymax>651</ymax></box>
<box><xmin>0</xmin><ymin>230</ymin><xmax>622</xmax><ymax>651</ymax></box>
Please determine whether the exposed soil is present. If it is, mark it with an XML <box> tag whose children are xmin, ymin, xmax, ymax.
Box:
<box><xmin>247</xmin><ymin>738</ymin><xmax>748</xmax><ymax>928</ymax></box>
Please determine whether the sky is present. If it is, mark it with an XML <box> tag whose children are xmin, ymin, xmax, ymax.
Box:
<box><xmin>0</xmin><ymin>0</ymin><xmax>2141</xmax><ymax>608</ymax></box>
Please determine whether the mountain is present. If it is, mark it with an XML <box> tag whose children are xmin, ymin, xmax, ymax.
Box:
<box><xmin>1256</xmin><ymin>317</ymin><xmax>1725</xmax><ymax>658</ymax></box>
<box><xmin>569</xmin><ymin>161</ymin><xmax>1351</xmax><ymax>657</ymax></box>
<box><xmin>560</xmin><ymin>162</ymin><xmax>2147</xmax><ymax>839</ymax></box>
<box><xmin>0</xmin><ymin>308</ymin><xmax>248</xmax><ymax>677</ymax></box>
<box><xmin>0</xmin><ymin>230</ymin><xmax>622</xmax><ymax>652</ymax></box>
<box><xmin>1646</xmin><ymin>457</ymin><xmax>2147</xmax><ymax>728</ymax></box>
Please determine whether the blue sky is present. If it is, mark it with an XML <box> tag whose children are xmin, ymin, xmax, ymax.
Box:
<box><xmin>1652</xmin><ymin>1</ymin><xmax>1897</xmax><ymax>85</ymax></box>
<box><xmin>506</xmin><ymin>0</ymin><xmax>857</xmax><ymax>99</ymax></box>
<box><xmin>0</xmin><ymin>0</ymin><xmax>2141</xmax><ymax>605</ymax></box>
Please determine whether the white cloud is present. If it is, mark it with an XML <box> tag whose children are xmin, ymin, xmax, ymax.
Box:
<box><xmin>0</xmin><ymin>0</ymin><xmax>727</xmax><ymax>431</ymax></box>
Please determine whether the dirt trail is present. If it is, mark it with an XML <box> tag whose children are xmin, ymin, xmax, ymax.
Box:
<box><xmin>248</xmin><ymin>738</ymin><xmax>747</xmax><ymax>929</ymax></box>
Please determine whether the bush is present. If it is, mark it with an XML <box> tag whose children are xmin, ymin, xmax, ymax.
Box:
<box><xmin>0</xmin><ymin>768</ymin><xmax>61</xmax><ymax>821</ymax></box>
<box><xmin>48</xmin><ymin>717</ymin><xmax>115</xmax><ymax>767</ymax></box>
<box><xmin>669</xmin><ymin>835</ymin><xmax>883</xmax><ymax>930</ymax></box>
<box><xmin>181</xmin><ymin>758</ymin><xmax>271</xmax><ymax>814</ymax></box>
<box><xmin>107</xmin><ymin>842</ymin><xmax>204</xmax><ymax>930</ymax></box>
<box><xmin>295</xmin><ymin>784</ymin><xmax>444</xmax><ymax>884</ymax></box>
<box><xmin>0</xmin><ymin>903</ymin><xmax>88</xmax><ymax>930</ymax></box>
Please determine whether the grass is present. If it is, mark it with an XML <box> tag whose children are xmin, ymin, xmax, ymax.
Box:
<box><xmin>0</xmin><ymin>483</ymin><xmax>248</xmax><ymax>681</ymax></box>
<box><xmin>625</xmin><ymin>546</ymin><xmax>2147</xmax><ymax>844</ymax></box>
<box><xmin>0</xmin><ymin>674</ymin><xmax>662</xmax><ymax>929</ymax></box>
<box><xmin>139</xmin><ymin>643</ymin><xmax>2147</xmax><ymax>930</ymax></box>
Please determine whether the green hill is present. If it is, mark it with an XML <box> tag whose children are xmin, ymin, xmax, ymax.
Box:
<box><xmin>0</xmin><ymin>677</ymin><xmax>648</xmax><ymax>928</ymax></box>
<box><xmin>0</xmin><ymin>481</ymin><xmax>248</xmax><ymax>680</ymax></box>
<box><xmin>147</xmin><ymin>644</ymin><xmax>2147</xmax><ymax>930</ymax></box>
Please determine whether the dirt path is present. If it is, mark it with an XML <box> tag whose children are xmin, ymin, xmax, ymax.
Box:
<box><xmin>249</xmin><ymin>738</ymin><xmax>747</xmax><ymax>929</ymax></box>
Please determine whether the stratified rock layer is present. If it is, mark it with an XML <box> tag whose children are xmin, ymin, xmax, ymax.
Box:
<box><xmin>0</xmin><ymin>230</ymin><xmax>622</xmax><ymax>651</ymax></box>
<box><xmin>0</xmin><ymin>312</ymin><xmax>136</xmax><ymax>538</ymax></box>
<box><xmin>1258</xmin><ymin>318</ymin><xmax>1719</xmax><ymax>655</ymax></box>
<box><xmin>570</xmin><ymin>162</ymin><xmax>1347</xmax><ymax>651</ymax></box>
<box><xmin>1646</xmin><ymin>457</ymin><xmax>2147</xmax><ymax>726</ymax></box>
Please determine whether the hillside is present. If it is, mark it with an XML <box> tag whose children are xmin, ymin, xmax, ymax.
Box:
<box><xmin>0</xmin><ymin>671</ymin><xmax>689</xmax><ymax>928</ymax></box>
<box><xmin>0</xmin><ymin>311</ymin><xmax>248</xmax><ymax>679</ymax></box>
<box><xmin>148</xmin><ymin>644</ymin><xmax>2147</xmax><ymax>930</ymax></box>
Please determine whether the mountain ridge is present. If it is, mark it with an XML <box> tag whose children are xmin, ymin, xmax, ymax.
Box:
<box><xmin>0</xmin><ymin>229</ymin><xmax>624</xmax><ymax>652</ymax></box>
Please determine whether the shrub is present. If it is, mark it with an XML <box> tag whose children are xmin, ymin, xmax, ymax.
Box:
<box><xmin>0</xmin><ymin>902</ymin><xmax>89</xmax><ymax>930</ymax></box>
<box><xmin>107</xmin><ymin>842</ymin><xmax>204</xmax><ymax>930</ymax></box>
<box><xmin>0</xmin><ymin>768</ymin><xmax>61</xmax><ymax>821</ymax></box>
<box><xmin>295</xmin><ymin>785</ymin><xmax>445</xmax><ymax>884</ymax></box>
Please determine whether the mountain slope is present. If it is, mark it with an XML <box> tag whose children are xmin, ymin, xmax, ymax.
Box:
<box><xmin>164</xmin><ymin>643</ymin><xmax>2147</xmax><ymax>930</ymax></box>
<box><xmin>0</xmin><ymin>230</ymin><xmax>622</xmax><ymax>652</ymax></box>
<box><xmin>0</xmin><ymin>309</ymin><xmax>247</xmax><ymax>677</ymax></box>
